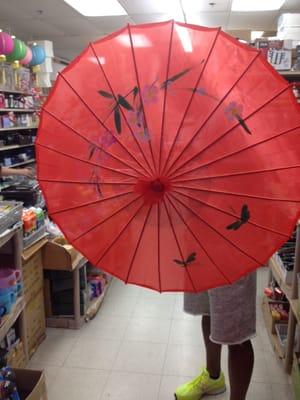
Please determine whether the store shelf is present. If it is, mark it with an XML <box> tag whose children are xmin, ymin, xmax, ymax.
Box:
<box><xmin>0</xmin><ymin>109</ymin><xmax>37</xmax><ymax>113</ymax></box>
<box><xmin>0</xmin><ymin>297</ymin><xmax>25</xmax><ymax>343</ymax></box>
<box><xmin>279</xmin><ymin>71</ymin><xmax>300</xmax><ymax>78</ymax></box>
<box><xmin>0</xmin><ymin>126</ymin><xmax>37</xmax><ymax>132</ymax></box>
<box><xmin>0</xmin><ymin>144</ymin><xmax>34</xmax><ymax>152</ymax></box>
<box><xmin>9</xmin><ymin>159</ymin><xmax>35</xmax><ymax>168</ymax></box>
<box><xmin>262</xmin><ymin>297</ymin><xmax>285</xmax><ymax>359</ymax></box>
<box><xmin>0</xmin><ymin>89</ymin><xmax>32</xmax><ymax>95</ymax></box>
<box><xmin>0</xmin><ymin>224</ymin><xmax>22</xmax><ymax>249</ymax></box>
<box><xmin>269</xmin><ymin>256</ymin><xmax>293</xmax><ymax>301</ymax></box>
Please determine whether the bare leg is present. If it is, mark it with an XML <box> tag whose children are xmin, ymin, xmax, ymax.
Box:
<box><xmin>202</xmin><ymin>315</ymin><xmax>222</xmax><ymax>379</ymax></box>
<box><xmin>228</xmin><ymin>340</ymin><xmax>254</xmax><ymax>400</ymax></box>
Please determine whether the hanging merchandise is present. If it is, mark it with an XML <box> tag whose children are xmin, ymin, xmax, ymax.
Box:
<box><xmin>36</xmin><ymin>21</ymin><xmax>300</xmax><ymax>292</ymax></box>
<box><xmin>0</xmin><ymin>31</ymin><xmax>14</xmax><ymax>55</ymax></box>
<box><xmin>20</xmin><ymin>46</ymin><xmax>32</xmax><ymax>65</ymax></box>
<box><xmin>29</xmin><ymin>45</ymin><xmax>46</xmax><ymax>66</ymax></box>
<box><xmin>0</xmin><ymin>32</ymin><xmax>14</xmax><ymax>88</ymax></box>
<box><xmin>30</xmin><ymin>45</ymin><xmax>46</xmax><ymax>87</ymax></box>
<box><xmin>6</xmin><ymin>38</ymin><xmax>26</xmax><ymax>62</ymax></box>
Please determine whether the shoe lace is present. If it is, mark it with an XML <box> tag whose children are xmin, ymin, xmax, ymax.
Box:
<box><xmin>190</xmin><ymin>368</ymin><xmax>209</xmax><ymax>389</ymax></box>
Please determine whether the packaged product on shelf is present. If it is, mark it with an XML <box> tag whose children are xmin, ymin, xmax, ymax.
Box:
<box><xmin>0</xmin><ymin>269</ymin><xmax>22</xmax><ymax>316</ymax></box>
<box><xmin>1</xmin><ymin>115</ymin><xmax>14</xmax><ymax>129</ymax></box>
<box><xmin>22</xmin><ymin>210</ymin><xmax>37</xmax><ymax>237</ymax></box>
<box><xmin>0</xmin><ymin>94</ymin><xmax>5</xmax><ymax>109</ymax></box>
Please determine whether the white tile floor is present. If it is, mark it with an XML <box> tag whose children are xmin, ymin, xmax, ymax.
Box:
<box><xmin>28</xmin><ymin>267</ymin><xmax>294</xmax><ymax>400</ymax></box>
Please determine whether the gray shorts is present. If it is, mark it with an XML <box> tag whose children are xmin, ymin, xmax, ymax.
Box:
<box><xmin>184</xmin><ymin>272</ymin><xmax>257</xmax><ymax>345</ymax></box>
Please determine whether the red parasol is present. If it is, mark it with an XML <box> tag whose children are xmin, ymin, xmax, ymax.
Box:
<box><xmin>36</xmin><ymin>21</ymin><xmax>300</xmax><ymax>292</ymax></box>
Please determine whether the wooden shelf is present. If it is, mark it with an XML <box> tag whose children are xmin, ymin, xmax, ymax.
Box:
<box><xmin>262</xmin><ymin>297</ymin><xmax>285</xmax><ymax>359</ymax></box>
<box><xmin>290</xmin><ymin>300</ymin><xmax>300</xmax><ymax>325</ymax></box>
<box><xmin>9</xmin><ymin>159</ymin><xmax>35</xmax><ymax>168</ymax></box>
<box><xmin>0</xmin><ymin>224</ymin><xmax>22</xmax><ymax>249</ymax></box>
<box><xmin>0</xmin><ymin>109</ymin><xmax>37</xmax><ymax>113</ymax></box>
<box><xmin>0</xmin><ymin>297</ymin><xmax>25</xmax><ymax>343</ymax></box>
<box><xmin>0</xmin><ymin>126</ymin><xmax>37</xmax><ymax>132</ymax></box>
<box><xmin>269</xmin><ymin>256</ymin><xmax>293</xmax><ymax>301</ymax></box>
<box><xmin>0</xmin><ymin>144</ymin><xmax>34</xmax><ymax>152</ymax></box>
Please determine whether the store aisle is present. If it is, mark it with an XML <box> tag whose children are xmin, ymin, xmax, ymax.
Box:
<box><xmin>29</xmin><ymin>267</ymin><xmax>293</xmax><ymax>400</ymax></box>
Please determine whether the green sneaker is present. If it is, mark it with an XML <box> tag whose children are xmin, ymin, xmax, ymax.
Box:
<box><xmin>174</xmin><ymin>368</ymin><xmax>226</xmax><ymax>400</ymax></box>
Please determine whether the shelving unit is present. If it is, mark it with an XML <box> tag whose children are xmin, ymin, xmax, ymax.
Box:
<box><xmin>10</xmin><ymin>159</ymin><xmax>36</xmax><ymax>168</ymax></box>
<box><xmin>0</xmin><ymin>109</ymin><xmax>37</xmax><ymax>113</ymax></box>
<box><xmin>0</xmin><ymin>127</ymin><xmax>37</xmax><ymax>132</ymax></box>
<box><xmin>0</xmin><ymin>88</ymin><xmax>38</xmax><ymax>173</ymax></box>
<box><xmin>265</xmin><ymin>223</ymin><xmax>300</xmax><ymax>374</ymax></box>
<box><xmin>0</xmin><ymin>144</ymin><xmax>34</xmax><ymax>152</ymax></box>
<box><xmin>0</xmin><ymin>89</ymin><xmax>32</xmax><ymax>96</ymax></box>
<box><xmin>0</xmin><ymin>224</ymin><xmax>28</xmax><ymax>368</ymax></box>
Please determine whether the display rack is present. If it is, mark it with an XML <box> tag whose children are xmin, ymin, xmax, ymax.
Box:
<box><xmin>0</xmin><ymin>88</ymin><xmax>38</xmax><ymax>172</ymax></box>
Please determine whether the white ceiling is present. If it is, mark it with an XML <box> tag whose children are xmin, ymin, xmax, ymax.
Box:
<box><xmin>0</xmin><ymin>0</ymin><xmax>299</xmax><ymax>60</ymax></box>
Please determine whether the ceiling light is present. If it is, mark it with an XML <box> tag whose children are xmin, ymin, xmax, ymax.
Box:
<box><xmin>251</xmin><ymin>31</ymin><xmax>264</xmax><ymax>41</ymax></box>
<box><xmin>11</xmin><ymin>35</ymin><xmax>16</xmax><ymax>39</ymax></box>
<box><xmin>63</xmin><ymin>0</ymin><xmax>127</xmax><ymax>16</ymax></box>
<box><xmin>232</xmin><ymin>0</ymin><xmax>285</xmax><ymax>12</ymax></box>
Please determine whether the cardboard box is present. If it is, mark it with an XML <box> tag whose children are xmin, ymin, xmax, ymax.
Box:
<box><xmin>24</xmin><ymin>290</ymin><xmax>46</xmax><ymax>359</ymax></box>
<box><xmin>22</xmin><ymin>239</ymin><xmax>47</xmax><ymax>304</ymax></box>
<box><xmin>43</xmin><ymin>237</ymin><xmax>85</xmax><ymax>271</ymax></box>
<box><xmin>14</xmin><ymin>368</ymin><xmax>47</xmax><ymax>400</ymax></box>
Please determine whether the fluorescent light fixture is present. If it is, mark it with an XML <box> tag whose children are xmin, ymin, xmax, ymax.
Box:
<box><xmin>175</xmin><ymin>25</ymin><xmax>193</xmax><ymax>52</ymax></box>
<box><xmin>181</xmin><ymin>0</ymin><xmax>209</xmax><ymax>11</ymax></box>
<box><xmin>232</xmin><ymin>0</ymin><xmax>285</xmax><ymax>11</ymax></box>
<box><xmin>63</xmin><ymin>0</ymin><xmax>127</xmax><ymax>16</ymax></box>
<box><xmin>251</xmin><ymin>31</ymin><xmax>264</xmax><ymax>41</ymax></box>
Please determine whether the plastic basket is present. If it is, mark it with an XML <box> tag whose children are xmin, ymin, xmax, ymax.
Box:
<box><xmin>0</xmin><ymin>201</ymin><xmax>22</xmax><ymax>234</ymax></box>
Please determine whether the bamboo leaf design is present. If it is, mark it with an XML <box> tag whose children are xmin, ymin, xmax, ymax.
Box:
<box><xmin>161</xmin><ymin>68</ymin><xmax>191</xmax><ymax>89</ymax></box>
<box><xmin>173</xmin><ymin>252</ymin><xmax>197</xmax><ymax>267</ymax></box>
<box><xmin>118</xmin><ymin>95</ymin><xmax>134</xmax><ymax>111</ymax></box>
<box><xmin>98</xmin><ymin>90</ymin><xmax>114</xmax><ymax>99</ymax></box>
<box><xmin>114</xmin><ymin>107</ymin><xmax>122</xmax><ymax>134</ymax></box>
<box><xmin>236</xmin><ymin>115</ymin><xmax>252</xmax><ymax>134</ymax></box>
<box><xmin>88</xmin><ymin>145</ymin><xmax>97</xmax><ymax>160</ymax></box>
<box><xmin>173</xmin><ymin>259</ymin><xmax>186</xmax><ymax>266</ymax></box>
<box><xmin>186</xmin><ymin>252</ymin><xmax>197</xmax><ymax>264</ymax></box>
<box><xmin>226</xmin><ymin>204</ymin><xmax>250</xmax><ymax>230</ymax></box>
<box><xmin>133</xmin><ymin>86</ymin><xmax>139</xmax><ymax>100</ymax></box>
